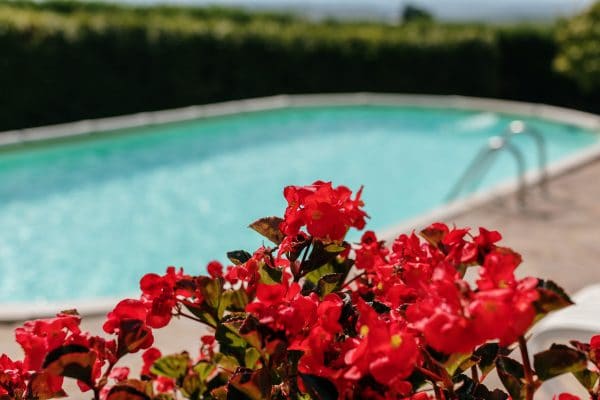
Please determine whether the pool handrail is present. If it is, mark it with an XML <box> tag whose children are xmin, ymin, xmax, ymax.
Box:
<box><xmin>502</xmin><ymin>120</ymin><xmax>549</xmax><ymax>196</ymax></box>
<box><xmin>446</xmin><ymin>130</ymin><xmax>528</xmax><ymax>205</ymax></box>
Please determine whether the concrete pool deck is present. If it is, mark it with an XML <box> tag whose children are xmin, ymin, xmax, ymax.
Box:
<box><xmin>0</xmin><ymin>93</ymin><xmax>599</xmax><ymax>397</ymax></box>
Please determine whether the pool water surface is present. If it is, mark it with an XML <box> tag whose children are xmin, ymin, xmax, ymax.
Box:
<box><xmin>0</xmin><ymin>105</ymin><xmax>596</xmax><ymax>303</ymax></box>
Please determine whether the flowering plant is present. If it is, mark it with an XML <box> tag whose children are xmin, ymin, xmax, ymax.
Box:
<box><xmin>0</xmin><ymin>181</ymin><xmax>597</xmax><ymax>400</ymax></box>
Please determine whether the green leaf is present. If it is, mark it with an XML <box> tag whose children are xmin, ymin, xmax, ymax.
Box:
<box><xmin>198</xmin><ymin>277</ymin><xmax>223</xmax><ymax>310</ymax></box>
<box><xmin>534</xmin><ymin>280</ymin><xmax>574</xmax><ymax>319</ymax></box>
<box><xmin>303</xmin><ymin>257</ymin><xmax>352</xmax><ymax>289</ymax></box>
<box><xmin>42</xmin><ymin>344</ymin><xmax>97</xmax><ymax>387</ymax></box>
<box><xmin>180</xmin><ymin>375</ymin><xmax>205</xmax><ymax>399</ymax></box>
<box><xmin>533</xmin><ymin>344</ymin><xmax>587</xmax><ymax>381</ymax></box>
<box><xmin>185</xmin><ymin>303</ymin><xmax>219</xmax><ymax>327</ymax></box>
<box><xmin>244</xmin><ymin>348</ymin><xmax>261</xmax><ymax>369</ymax></box>
<box><xmin>219</xmin><ymin>289</ymin><xmax>250</xmax><ymax>318</ymax></box>
<box><xmin>324</xmin><ymin>243</ymin><xmax>346</xmax><ymax>253</ymax></box>
<box><xmin>317</xmin><ymin>273</ymin><xmax>343</xmax><ymax>297</ymax></box>
<box><xmin>227</xmin><ymin>250</ymin><xmax>252</xmax><ymax>265</ymax></box>
<box><xmin>216</xmin><ymin>317</ymin><xmax>249</xmax><ymax>364</ymax></box>
<box><xmin>249</xmin><ymin>216</ymin><xmax>285</xmax><ymax>245</ymax></box>
<box><xmin>258</xmin><ymin>264</ymin><xmax>283</xmax><ymax>285</ymax></box>
<box><xmin>238</xmin><ymin>315</ymin><xmax>264</xmax><ymax>351</ymax></box>
<box><xmin>454</xmin><ymin>374</ymin><xmax>509</xmax><ymax>400</ymax></box>
<box><xmin>370</xmin><ymin>300</ymin><xmax>391</xmax><ymax>314</ymax></box>
<box><xmin>496</xmin><ymin>356</ymin><xmax>525</xmax><ymax>400</ymax></box>
<box><xmin>286</xmin><ymin>349</ymin><xmax>304</xmax><ymax>396</ymax></box>
<box><xmin>299</xmin><ymin>373</ymin><xmax>338</xmax><ymax>400</ymax></box>
<box><xmin>445</xmin><ymin>352</ymin><xmax>472</xmax><ymax>376</ymax></box>
<box><xmin>181</xmin><ymin>374</ymin><xmax>202</xmax><ymax>399</ymax></box>
<box><xmin>213</xmin><ymin>353</ymin><xmax>240</xmax><ymax>380</ymax></box>
<box><xmin>193</xmin><ymin>361</ymin><xmax>217</xmax><ymax>382</ymax></box>
<box><xmin>573</xmin><ymin>369</ymin><xmax>599</xmax><ymax>390</ymax></box>
<box><xmin>150</xmin><ymin>353</ymin><xmax>190</xmax><ymax>380</ymax></box>
<box><xmin>301</xmin><ymin>241</ymin><xmax>339</xmax><ymax>275</ymax></box>
<box><xmin>474</xmin><ymin>342</ymin><xmax>502</xmax><ymax>379</ymax></box>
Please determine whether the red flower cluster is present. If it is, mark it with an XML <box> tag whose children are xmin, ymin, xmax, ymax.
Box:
<box><xmin>554</xmin><ymin>394</ymin><xmax>582</xmax><ymax>400</ymax></box>
<box><xmin>0</xmin><ymin>355</ymin><xmax>27</xmax><ymax>398</ymax></box>
<box><xmin>280</xmin><ymin>181</ymin><xmax>367</xmax><ymax>241</ymax></box>
<box><xmin>353</xmin><ymin>224</ymin><xmax>539</xmax><ymax>354</ymax></box>
<box><xmin>0</xmin><ymin>181</ymin><xmax>591</xmax><ymax>400</ymax></box>
<box><xmin>139</xmin><ymin>266</ymin><xmax>199</xmax><ymax>328</ymax></box>
<box><xmin>9</xmin><ymin>312</ymin><xmax>119</xmax><ymax>396</ymax></box>
<box><xmin>342</xmin><ymin>298</ymin><xmax>420</xmax><ymax>396</ymax></box>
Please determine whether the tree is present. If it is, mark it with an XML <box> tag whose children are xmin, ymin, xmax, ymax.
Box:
<box><xmin>401</xmin><ymin>3</ymin><xmax>434</xmax><ymax>23</ymax></box>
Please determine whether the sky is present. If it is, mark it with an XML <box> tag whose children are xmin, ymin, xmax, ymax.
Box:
<box><xmin>114</xmin><ymin>0</ymin><xmax>595</xmax><ymax>22</ymax></box>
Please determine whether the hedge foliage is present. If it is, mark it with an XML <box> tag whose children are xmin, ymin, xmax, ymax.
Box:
<box><xmin>0</xmin><ymin>1</ymin><xmax>596</xmax><ymax>131</ymax></box>
<box><xmin>555</xmin><ymin>1</ymin><xmax>600</xmax><ymax>92</ymax></box>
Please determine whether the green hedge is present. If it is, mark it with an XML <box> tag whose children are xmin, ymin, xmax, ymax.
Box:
<box><xmin>0</xmin><ymin>1</ymin><xmax>596</xmax><ymax>131</ymax></box>
<box><xmin>555</xmin><ymin>2</ymin><xmax>600</xmax><ymax>92</ymax></box>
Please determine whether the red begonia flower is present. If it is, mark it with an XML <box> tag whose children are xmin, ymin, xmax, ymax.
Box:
<box><xmin>207</xmin><ymin>261</ymin><xmax>223</xmax><ymax>278</ymax></box>
<box><xmin>553</xmin><ymin>394</ymin><xmax>581</xmax><ymax>400</ymax></box>
<box><xmin>281</xmin><ymin>181</ymin><xmax>367</xmax><ymax>241</ymax></box>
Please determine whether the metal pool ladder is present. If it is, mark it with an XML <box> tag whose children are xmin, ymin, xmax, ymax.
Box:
<box><xmin>445</xmin><ymin>120</ymin><xmax>548</xmax><ymax>206</ymax></box>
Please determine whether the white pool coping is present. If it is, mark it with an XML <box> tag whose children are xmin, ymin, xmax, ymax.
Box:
<box><xmin>0</xmin><ymin>93</ymin><xmax>599</xmax><ymax>322</ymax></box>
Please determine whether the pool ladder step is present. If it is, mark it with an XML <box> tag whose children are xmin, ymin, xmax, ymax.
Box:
<box><xmin>446</xmin><ymin>120</ymin><xmax>548</xmax><ymax>206</ymax></box>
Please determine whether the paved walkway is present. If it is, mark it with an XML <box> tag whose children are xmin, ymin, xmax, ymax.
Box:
<box><xmin>448</xmin><ymin>157</ymin><xmax>600</xmax><ymax>294</ymax></box>
<box><xmin>0</xmin><ymin>157</ymin><xmax>599</xmax><ymax>398</ymax></box>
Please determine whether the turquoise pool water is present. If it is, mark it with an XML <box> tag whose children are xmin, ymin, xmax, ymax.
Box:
<box><xmin>0</xmin><ymin>105</ymin><xmax>597</xmax><ymax>303</ymax></box>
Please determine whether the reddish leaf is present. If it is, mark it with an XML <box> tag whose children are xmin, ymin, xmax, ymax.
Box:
<box><xmin>107</xmin><ymin>380</ymin><xmax>153</xmax><ymax>400</ymax></box>
<box><xmin>299</xmin><ymin>373</ymin><xmax>338</xmax><ymax>400</ymax></box>
<box><xmin>533</xmin><ymin>344</ymin><xmax>587</xmax><ymax>381</ymax></box>
<box><xmin>210</xmin><ymin>385</ymin><xmax>228</xmax><ymax>400</ymax></box>
<box><xmin>534</xmin><ymin>280</ymin><xmax>573</xmax><ymax>317</ymax></box>
<box><xmin>106</xmin><ymin>385</ymin><xmax>151</xmax><ymax>400</ymax></box>
<box><xmin>118</xmin><ymin>319</ymin><xmax>154</xmax><ymax>356</ymax></box>
<box><xmin>228</xmin><ymin>367</ymin><xmax>270</xmax><ymax>400</ymax></box>
<box><xmin>27</xmin><ymin>371</ymin><xmax>67</xmax><ymax>400</ymax></box>
<box><xmin>496</xmin><ymin>356</ymin><xmax>525</xmax><ymax>400</ymax></box>
<box><xmin>419</xmin><ymin>223</ymin><xmax>448</xmax><ymax>248</ymax></box>
<box><xmin>42</xmin><ymin>344</ymin><xmax>96</xmax><ymax>387</ymax></box>
<box><xmin>249</xmin><ymin>217</ymin><xmax>285</xmax><ymax>245</ymax></box>
<box><xmin>227</xmin><ymin>251</ymin><xmax>252</xmax><ymax>266</ymax></box>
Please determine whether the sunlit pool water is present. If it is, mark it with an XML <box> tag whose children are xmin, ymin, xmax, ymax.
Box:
<box><xmin>0</xmin><ymin>105</ymin><xmax>597</xmax><ymax>303</ymax></box>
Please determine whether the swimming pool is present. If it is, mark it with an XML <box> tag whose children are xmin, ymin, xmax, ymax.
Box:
<box><xmin>0</xmin><ymin>98</ymin><xmax>598</xmax><ymax>304</ymax></box>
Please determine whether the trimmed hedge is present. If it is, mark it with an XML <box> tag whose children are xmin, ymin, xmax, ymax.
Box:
<box><xmin>0</xmin><ymin>1</ymin><xmax>596</xmax><ymax>131</ymax></box>
<box><xmin>555</xmin><ymin>1</ymin><xmax>600</xmax><ymax>92</ymax></box>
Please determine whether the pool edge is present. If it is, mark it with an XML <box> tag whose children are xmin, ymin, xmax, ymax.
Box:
<box><xmin>1</xmin><ymin>94</ymin><xmax>599</xmax><ymax>147</ymax></box>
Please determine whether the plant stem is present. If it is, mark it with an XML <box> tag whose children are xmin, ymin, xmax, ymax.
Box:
<box><xmin>415</xmin><ymin>366</ymin><xmax>444</xmax><ymax>383</ymax></box>
<box><xmin>342</xmin><ymin>271</ymin><xmax>367</xmax><ymax>289</ymax></box>
<box><xmin>433</xmin><ymin>384</ymin><xmax>444</xmax><ymax>400</ymax></box>
<box><xmin>471</xmin><ymin>365</ymin><xmax>479</xmax><ymax>383</ymax></box>
<box><xmin>518</xmin><ymin>335</ymin><xmax>535</xmax><ymax>400</ymax></box>
<box><xmin>296</xmin><ymin>238</ymin><xmax>313</xmax><ymax>281</ymax></box>
<box><xmin>178</xmin><ymin>311</ymin><xmax>217</xmax><ymax>329</ymax></box>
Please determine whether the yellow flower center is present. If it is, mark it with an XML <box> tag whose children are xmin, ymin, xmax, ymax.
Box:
<box><xmin>390</xmin><ymin>334</ymin><xmax>403</xmax><ymax>348</ymax></box>
<box><xmin>360</xmin><ymin>325</ymin><xmax>369</xmax><ymax>337</ymax></box>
